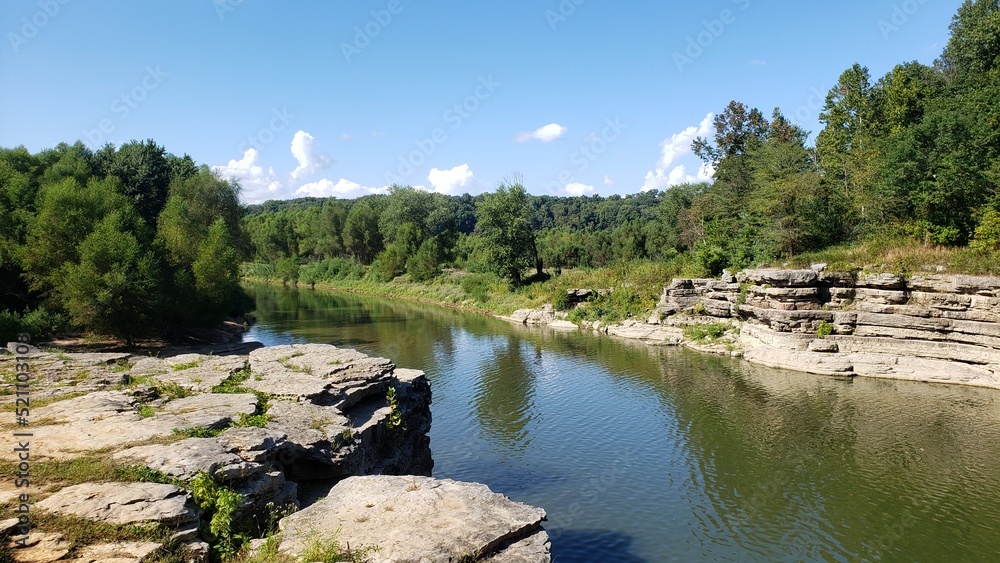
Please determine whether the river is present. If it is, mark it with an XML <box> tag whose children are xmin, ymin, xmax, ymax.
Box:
<box><xmin>243</xmin><ymin>283</ymin><xmax>1000</xmax><ymax>562</ymax></box>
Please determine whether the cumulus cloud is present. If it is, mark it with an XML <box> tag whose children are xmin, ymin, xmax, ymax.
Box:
<box><xmin>211</xmin><ymin>148</ymin><xmax>282</xmax><ymax>203</ymax></box>
<box><xmin>642</xmin><ymin>113</ymin><xmax>715</xmax><ymax>191</ymax></box>
<box><xmin>295</xmin><ymin>178</ymin><xmax>387</xmax><ymax>199</ymax></box>
<box><xmin>603</xmin><ymin>175</ymin><xmax>614</xmax><ymax>186</ymax></box>
<box><xmin>427</xmin><ymin>163</ymin><xmax>478</xmax><ymax>194</ymax></box>
<box><xmin>564</xmin><ymin>182</ymin><xmax>596</xmax><ymax>196</ymax></box>
<box><xmin>515</xmin><ymin>123</ymin><xmax>567</xmax><ymax>143</ymax></box>
<box><xmin>290</xmin><ymin>130</ymin><xmax>332</xmax><ymax>179</ymax></box>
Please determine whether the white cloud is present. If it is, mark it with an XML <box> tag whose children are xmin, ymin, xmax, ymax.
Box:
<box><xmin>642</xmin><ymin>113</ymin><xmax>715</xmax><ymax>191</ymax></box>
<box><xmin>211</xmin><ymin>148</ymin><xmax>282</xmax><ymax>204</ymax></box>
<box><xmin>515</xmin><ymin>123</ymin><xmax>567</xmax><ymax>143</ymax></box>
<box><xmin>751</xmin><ymin>59</ymin><xmax>767</xmax><ymax>66</ymax></box>
<box><xmin>564</xmin><ymin>182</ymin><xmax>596</xmax><ymax>196</ymax></box>
<box><xmin>603</xmin><ymin>175</ymin><xmax>614</xmax><ymax>186</ymax></box>
<box><xmin>644</xmin><ymin>162</ymin><xmax>715</xmax><ymax>191</ymax></box>
<box><xmin>427</xmin><ymin>163</ymin><xmax>478</xmax><ymax>194</ymax></box>
<box><xmin>295</xmin><ymin>178</ymin><xmax>388</xmax><ymax>199</ymax></box>
<box><xmin>290</xmin><ymin>130</ymin><xmax>332</xmax><ymax>180</ymax></box>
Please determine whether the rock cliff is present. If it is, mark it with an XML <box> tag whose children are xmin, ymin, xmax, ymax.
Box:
<box><xmin>656</xmin><ymin>269</ymin><xmax>1000</xmax><ymax>388</ymax></box>
<box><xmin>0</xmin><ymin>342</ymin><xmax>550</xmax><ymax>562</ymax></box>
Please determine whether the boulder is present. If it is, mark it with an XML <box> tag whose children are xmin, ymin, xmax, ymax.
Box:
<box><xmin>279</xmin><ymin>476</ymin><xmax>548</xmax><ymax>562</ymax></box>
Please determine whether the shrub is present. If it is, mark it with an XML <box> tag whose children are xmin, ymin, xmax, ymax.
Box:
<box><xmin>0</xmin><ymin>310</ymin><xmax>24</xmax><ymax>344</ymax></box>
<box><xmin>971</xmin><ymin>208</ymin><xmax>1000</xmax><ymax>252</ymax></box>
<box><xmin>460</xmin><ymin>274</ymin><xmax>496</xmax><ymax>303</ymax></box>
<box><xmin>683</xmin><ymin>323</ymin><xmax>729</xmax><ymax>343</ymax></box>
<box><xmin>816</xmin><ymin>320</ymin><xmax>834</xmax><ymax>338</ymax></box>
<box><xmin>552</xmin><ymin>290</ymin><xmax>573</xmax><ymax>312</ymax></box>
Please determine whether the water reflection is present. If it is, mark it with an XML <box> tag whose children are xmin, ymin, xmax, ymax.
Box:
<box><xmin>246</xmin><ymin>283</ymin><xmax>1000</xmax><ymax>562</ymax></box>
<box><xmin>474</xmin><ymin>335</ymin><xmax>537</xmax><ymax>455</ymax></box>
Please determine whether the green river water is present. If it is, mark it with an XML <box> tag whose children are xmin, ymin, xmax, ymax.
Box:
<box><xmin>244</xmin><ymin>283</ymin><xmax>1000</xmax><ymax>562</ymax></box>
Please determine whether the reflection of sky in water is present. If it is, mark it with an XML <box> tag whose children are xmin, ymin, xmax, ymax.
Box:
<box><xmin>246</xmin><ymin>283</ymin><xmax>1000</xmax><ymax>562</ymax></box>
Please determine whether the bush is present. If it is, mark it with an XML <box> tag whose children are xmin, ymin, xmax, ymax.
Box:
<box><xmin>0</xmin><ymin>310</ymin><xmax>24</xmax><ymax>345</ymax></box>
<box><xmin>683</xmin><ymin>322</ymin><xmax>729</xmax><ymax>343</ymax></box>
<box><xmin>971</xmin><ymin>208</ymin><xmax>1000</xmax><ymax>252</ymax></box>
<box><xmin>20</xmin><ymin>307</ymin><xmax>67</xmax><ymax>339</ymax></box>
<box><xmin>407</xmin><ymin>240</ymin><xmax>440</xmax><ymax>282</ymax></box>
<box><xmin>460</xmin><ymin>274</ymin><xmax>496</xmax><ymax>303</ymax></box>
<box><xmin>552</xmin><ymin>290</ymin><xmax>573</xmax><ymax>311</ymax></box>
<box><xmin>816</xmin><ymin>320</ymin><xmax>833</xmax><ymax>338</ymax></box>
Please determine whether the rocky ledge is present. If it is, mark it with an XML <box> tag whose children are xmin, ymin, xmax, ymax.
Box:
<box><xmin>510</xmin><ymin>271</ymin><xmax>1000</xmax><ymax>390</ymax></box>
<box><xmin>0</xmin><ymin>342</ymin><xmax>550</xmax><ymax>562</ymax></box>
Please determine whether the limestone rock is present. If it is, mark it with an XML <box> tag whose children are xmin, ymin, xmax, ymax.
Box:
<box><xmin>113</xmin><ymin>437</ymin><xmax>248</xmax><ymax>482</ymax></box>
<box><xmin>487</xmin><ymin>530</ymin><xmax>552</xmax><ymax>562</ymax></box>
<box><xmin>36</xmin><ymin>483</ymin><xmax>198</xmax><ymax>526</ymax></box>
<box><xmin>8</xmin><ymin>532</ymin><xmax>71</xmax><ymax>562</ymax></box>
<box><xmin>547</xmin><ymin>320</ymin><xmax>579</xmax><ymax>330</ymax></box>
<box><xmin>67</xmin><ymin>541</ymin><xmax>162</xmax><ymax>563</ymax></box>
<box><xmin>738</xmin><ymin>269</ymin><xmax>818</xmax><ymax>287</ymax></box>
<box><xmin>279</xmin><ymin>476</ymin><xmax>548</xmax><ymax>562</ymax></box>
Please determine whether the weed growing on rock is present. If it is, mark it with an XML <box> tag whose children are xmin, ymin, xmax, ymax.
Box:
<box><xmin>816</xmin><ymin>321</ymin><xmax>834</xmax><ymax>338</ymax></box>
<box><xmin>683</xmin><ymin>323</ymin><xmax>730</xmax><ymax>344</ymax></box>
<box><xmin>385</xmin><ymin>387</ymin><xmax>404</xmax><ymax>431</ymax></box>
<box><xmin>191</xmin><ymin>472</ymin><xmax>245</xmax><ymax>559</ymax></box>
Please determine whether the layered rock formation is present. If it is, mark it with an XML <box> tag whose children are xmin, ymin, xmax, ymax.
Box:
<box><xmin>0</xmin><ymin>342</ymin><xmax>550</xmax><ymax>562</ymax></box>
<box><xmin>656</xmin><ymin>269</ymin><xmax>1000</xmax><ymax>388</ymax></box>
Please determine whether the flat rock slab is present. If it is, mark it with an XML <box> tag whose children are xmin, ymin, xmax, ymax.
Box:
<box><xmin>31</xmin><ymin>392</ymin><xmax>257</xmax><ymax>458</ymax></box>
<box><xmin>8</xmin><ymin>532</ymin><xmax>71</xmax><ymax>562</ymax></box>
<box><xmin>279</xmin><ymin>475</ymin><xmax>548</xmax><ymax>562</ymax></box>
<box><xmin>247</xmin><ymin>344</ymin><xmax>395</xmax><ymax>404</ymax></box>
<box><xmin>65</xmin><ymin>541</ymin><xmax>162</xmax><ymax>563</ymax></box>
<box><xmin>36</xmin><ymin>482</ymin><xmax>198</xmax><ymax>526</ymax></box>
<box><xmin>113</xmin><ymin>437</ymin><xmax>245</xmax><ymax>481</ymax></box>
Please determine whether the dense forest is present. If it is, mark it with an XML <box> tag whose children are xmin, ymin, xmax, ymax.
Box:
<box><xmin>0</xmin><ymin>140</ymin><xmax>250</xmax><ymax>343</ymax></box>
<box><xmin>2</xmin><ymin>0</ymin><xmax>998</xmax><ymax>342</ymax></box>
<box><xmin>243</xmin><ymin>0</ymin><xmax>1000</xmax><ymax>282</ymax></box>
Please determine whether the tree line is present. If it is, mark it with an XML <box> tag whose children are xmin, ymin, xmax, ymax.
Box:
<box><xmin>2</xmin><ymin>0</ymin><xmax>997</xmax><ymax>341</ymax></box>
<box><xmin>246</xmin><ymin>1</ymin><xmax>1000</xmax><ymax>280</ymax></box>
<box><xmin>0</xmin><ymin>140</ymin><xmax>250</xmax><ymax>344</ymax></box>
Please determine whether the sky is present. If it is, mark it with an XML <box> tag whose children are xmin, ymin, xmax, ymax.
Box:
<box><xmin>1</xmin><ymin>0</ymin><xmax>964</xmax><ymax>204</ymax></box>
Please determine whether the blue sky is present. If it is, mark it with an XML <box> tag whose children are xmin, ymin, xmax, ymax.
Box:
<box><xmin>1</xmin><ymin>0</ymin><xmax>962</xmax><ymax>203</ymax></box>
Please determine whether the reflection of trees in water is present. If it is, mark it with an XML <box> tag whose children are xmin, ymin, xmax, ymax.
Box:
<box><xmin>248</xmin><ymin>283</ymin><xmax>1000</xmax><ymax>560</ymax></box>
<box><xmin>474</xmin><ymin>335</ymin><xmax>536</xmax><ymax>454</ymax></box>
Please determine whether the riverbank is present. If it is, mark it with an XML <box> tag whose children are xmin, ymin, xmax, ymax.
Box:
<box><xmin>0</xmin><ymin>341</ymin><xmax>550</xmax><ymax>562</ymax></box>
<box><xmin>255</xmin><ymin>266</ymin><xmax>1000</xmax><ymax>391</ymax></box>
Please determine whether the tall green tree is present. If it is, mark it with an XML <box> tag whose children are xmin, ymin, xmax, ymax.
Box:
<box><xmin>474</xmin><ymin>182</ymin><xmax>537</xmax><ymax>284</ymax></box>
<box><xmin>94</xmin><ymin>139</ymin><xmax>171</xmax><ymax>227</ymax></box>
<box><xmin>58</xmin><ymin>210</ymin><xmax>161</xmax><ymax>345</ymax></box>
<box><xmin>192</xmin><ymin>219</ymin><xmax>241</xmax><ymax>323</ymax></box>
<box><xmin>343</xmin><ymin>199</ymin><xmax>383</xmax><ymax>264</ymax></box>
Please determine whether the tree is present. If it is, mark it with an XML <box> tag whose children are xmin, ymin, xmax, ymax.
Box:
<box><xmin>58</xmin><ymin>211</ymin><xmax>161</xmax><ymax>344</ymax></box>
<box><xmin>816</xmin><ymin>64</ymin><xmax>884</xmax><ymax>223</ymax></box>
<box><xmin>157</xmin><ymin>167</ymin><xmax>244</xmax><ymax>267</ymax></box>
<box><xmin>192</xmin><ymin>219</ymin><xmax>241</xmax><ymax>322</ymax></box>
<box><xmin>407</xmin><ymin>239</ymin><xmax>440</xmax><ymax>282</ymax></box>
<box><xmin>343</xmin><ymin>200</ymin><xmax>383</xmax><ymax>264</ymax></box>
<box><xmin>22</xmin><ymin>176</ymin><xmax>132</xmax><ymax>297</ymax></box>
<box><xmin>94</xmin><ymin>139</ymin><xmax>171</xmax><ymax>227</ymax></box>
<box><xmin>474</xmin><ymin>181</ymin><xmax>537</xmax><ymax>284</ymax></box>
<box><xmin>938</xmin><ymin>0</ymin><xmax>1000</xmax><ymax>83</ymax></box>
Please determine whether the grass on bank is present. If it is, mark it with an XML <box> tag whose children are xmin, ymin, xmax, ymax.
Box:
<box><xmin>780</xmin><ymin>238</ymin><xmax>1000</xmax><ymax>276</ymax></box>
<box><xmin>245</xmin><ymin>258</ymin><xmax>699</xmax><ymax>324</ymax></box>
